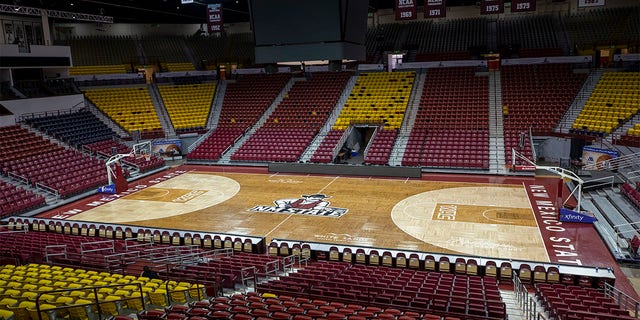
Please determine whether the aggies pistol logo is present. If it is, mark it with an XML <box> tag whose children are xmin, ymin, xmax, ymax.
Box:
<box><xmin>249</xmin><ymin>193</ymin><xmax>348</xmax><ymax>217</ymax></box>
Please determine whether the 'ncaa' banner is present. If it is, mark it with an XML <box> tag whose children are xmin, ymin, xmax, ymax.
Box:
<box><xmin>425</xmin><ymin>0</ymin><xmax>446</xmax><ymax>18</ymax></box>
<box><xmin>511</xmin><ymin>0</ymin><xmax>536</xmax><ymax>12</ymax></box>
<box><xmin>395</xmin><ymin>0</ymin><xmax>417</xmax><ymax>20</ymax></box>
<box><xmin>578</xmin><ymin>0</ymin><xmax>605</xmax><ymax>7</ymax></box>
<box><xmin>207</xmin><ymin>3</ymin><xmax>223</xmax><ymax>34</ymax></box>
<box><xmin>480</xmin><ymin>0</ymin><xmax>504</xmax><ymax>14</ymax></box>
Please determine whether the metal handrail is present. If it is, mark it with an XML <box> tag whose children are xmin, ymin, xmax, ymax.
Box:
<box><xmin>603</xmin><ymin>282</ymin><xmax>640</xmax><ymax>319</ymax></box>
<box><xmin>33</xmin><ymin>282</ymin><xmax>146</xmax><ymax>320</ymax></box>
<box><xmin>582</xmin><ymin>175</ymin><xmax>616</xmax><ymax>191</ymax></box>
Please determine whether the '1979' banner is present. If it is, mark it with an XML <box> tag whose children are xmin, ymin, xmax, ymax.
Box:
<box><xmin>395</xmin><ymin>0</ymin><xmax>417</xmax><ymax>20</ymax></box>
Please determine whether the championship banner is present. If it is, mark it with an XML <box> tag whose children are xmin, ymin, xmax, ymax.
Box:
<box><xmin>511</xmin><ymin>0</ymin><xmax>536</xmax><ymax>12</ymax></box>
<box><xmin>395</xmin><ymin>0</ymin><xmax>417</xmax><ymax>20</ymax></box>
<box><xmin>578</xmin><ymin>0</ymin><xmax>605</xmax><ymax>7</ymax></box>
<box><xmin>480</xmin><ymin>0</ymin><xmax>504</xmax><ymax>14</ymax></box>
<box><xmin>582</xmin><ymin>146</ymin><xmax>618</xmax><ymax>169</ymax></box>
<box><xmin>207</xmin><ymin>3</ymin><xmax>223</xmax><ymax>34</ymax></box>
<box><xmin>424</xmin><ymin>0</ymin><xmax>446</xmax><ymax>18</ymax></box>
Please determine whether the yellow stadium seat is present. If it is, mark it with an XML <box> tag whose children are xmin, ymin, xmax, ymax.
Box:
<box><xmin>148</xmin><ymin>289</ymin><xmax>168</xmax><ymax>307</ymax></box>
<box><xmin>168</xmin><ymin>286</ymin><xmax>189</xmax><ymax>303</ymax></box>
<box><xmin>26</xmin><ymin>302</ymin><xmax>57</xmax><ymax>320</ymax></box>
<box><xmin>0</xmin><ymin>309</ymin><xmax>14</xmax><ymax>320</ymax></box>
<box><xmin>98</xmin><ymin>295</ymin><xmax>122</xmax><ymax>316</ymax></box>
<box><xmin>0</xmin><ymin>298</ymin><xmax>18</xmax><ymax>308</ymax></box>
<box><xmin>7</xmin><ymin>302</ymin><xmax>31</xmax><ymax>320</ymax></box>
<box><xmin>67</xmin><ymin>298</ymin><xmax>95</xmax><ymax>320</ymax></box>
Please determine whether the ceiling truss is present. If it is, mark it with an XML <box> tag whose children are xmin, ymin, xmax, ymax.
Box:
<box><xmin>0</xmin><ymin>4</ymin><xmax>113</xmax><ymax>24</ymax></box>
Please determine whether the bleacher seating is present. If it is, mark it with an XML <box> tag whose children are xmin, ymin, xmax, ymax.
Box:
<box><xmin>188</xmin><ymin>73</ymin><xmax>291</xmax><ymax>161</ymax></box>
<box><xmin>141</xmin><ymin>36</ymin><xmax>190</xmax><ymax>67</ymax></box>
<box><xmin>203</xmin><ymin>291</ymin><xmax>454</xmax><ymax>320</ymax></box>
<box><xmin>0</xmin><ymin>262</ymin><xmax>207</xmax><ymax>320</ymax></box>
<box><xmin>364</xmin><ymin>24</ymin><xmax>404</xmax><ymax>63</ymax></box>
<box><xmin>402</xmin><ymin>67</ymin><xmax>489</xmax><ymax>169</ymax></box>
<box><xmin>24</xmin><ymin>110</ymin><xmax>117</xmax><ymax>147</ymax></box>
<box><xmin>501</xmin><ymin>63</ymin><xmax>587</xmax><ymax>165</ymax></box>
<box><xmin>504</xmin><ymin>129</ymin><xmax>534</xmax><ymax>167</ymax></box>
<box><xmin>84</xmin><ymin>139</ymin><xmax>129</xmax><ymax>157</ymax></box>
<box><xmin>621</xmin><ymin>182</ymin><xmax>640</xmax><ymax>209</ymax></box>
<box><xmin>155</xmin><ymin>74</ymin><xmax>216</xmax><ymax>85</ymax></box>
<box><xmin>403</xmin><ymin>17</ymin><xmax>487</xmax><ymax>62</ymax></box>
<box><xmin>423</xmin><ymin>18</ymin><xmax>486</xmax><ymax>55</ymax></box>
<box><xmin>13</xmin><ymin>80</ymin><xmax>48</xmax><ymax>98</ymax></box>
<box><xmin>364</xmin><ymin>129</ymin><xmax>397</xmax><ymax>165</ymax></box>
<box><xmin>415</xmin><ymin>51</ymin><xmax>470</xmax><ymax>62</ymax></box>
<box><xmin>517</xmin><ymin>48</ymin><xmax>564</xmax><ymax>58</ymax></box>
<box><xmin>44</xmin><ymin>78</ymin><xmax>79</xmax><ymax>96</ymax></box>
<box><xmin>158</xmin><ymin>83</ymin><xmax>216</xmax><ymax>133</ymax></box>
<box><xmin>333</xmin><ymin>72</ymin><xmax>414</xmax><ymax>130</ymax></box>
<box><xmin>187</xmin><ymin>128</ymin><xmax>245</xmax><ymax>161</ymax></box>
<box><xmin>503</xmin><ymin>64</ymin><xmax>587</xmax><ymax>135</ymax></box>
<box><xmin>84</xmin><ymin>86</ymin><xmax>164</xmax><ymax>139</ymax></box>
<box><xmin>563</xmin><ymin>7</ymin><xmax>637</xmax><ymax>51</ymax></box>
<box><xmin>0</xmin><ymin>126</ymin><xmax>106</xmax><ymax>198</ymax></box>
<box><xmin>232</xmin><ymin>72</ymin><xmax>351</xmax><ymax>163</ymax></box>
<box><xmin>536</xmin><ymin>283</ymin><xmax>635</xmax><ymax>320</ymax></box>
<box><xmin>164</xmin><ymin>62</ymin><xmax>196</xmax><ymax>72</ymax></box>
<box><xmin>231</xmin><ymin>128</ymin><xmax>317</xmax><ymax>162</ymax></box>
<box><xmin>616</xmin><ymin>123</ymin><xmax>640</xmax><ymax>147</ymax></box>
<box><xmin>0</xmin><ymin>180</ymin><xmax>45</xmax><ymax>218</ymax></box>
<box><xmin>309</xmin><ymin>129</ymin><xmax>344</xmax><ymax>163</ymax></box>
<box><xmin>185</xmin><ymin>33</ymin><xmax>254</xmax><ymax>67</ymax></box>
<box><xmin>257</xmin><ymin>261</ymin><xmax>505</xmax><ymax>319</ymax></box>
<box><xmin>69</xmin><ymin>65</ymin><xmax>128</xmax><ymax>76</ymax></box>
<box><xmin>496</xmin><ymin>15</ymin><xmax>560</xmax><ymax>55</ymax></box>
<box><xmin>572</xmin><ymin>72</ymin><xmax>640</xmax><ymax>135</ymax></box>
<box><xmin>60</xmin><ymin>36</ymin><xmax>138</xmax><ymax>67</ymax></box>
<box><xmin>176</xmin><ymin>253</ymin><xmax>285</xmax><ymax>289</ymax></box>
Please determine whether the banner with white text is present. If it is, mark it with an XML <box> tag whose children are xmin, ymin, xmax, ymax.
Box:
<box><xmin>511</xmin><ymin>0</ymin><xmax>536</xmax><ymax>12</ymax></box>
<box><xmin>578</xmin><ymin>0</ymin><xmax>605</xmax><ymax>7</ymax></box>
<box><xmin>395</xmin><ymin>0</ymin><xmax>417</xmax><ymax>20</ymax></box>
<box><xmin>424</xmin><ymin>0</ymin><xmax>446</xmax><ymax>18</ymax></box>
<box><xmin>480</xmin><ymin>0</ymin><xmax>504</xmax><ymax>15</ymax></box>
<box><xmin>207</xmin><ymin>3</ymin><xmax>224</xmax><ymax>34</ymax></box>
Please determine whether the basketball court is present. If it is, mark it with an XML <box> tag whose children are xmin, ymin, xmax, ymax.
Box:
<box><xmin>35</xmin><ymin>164</ymin><xmax>640</xmax><ymax>298</ymax></box>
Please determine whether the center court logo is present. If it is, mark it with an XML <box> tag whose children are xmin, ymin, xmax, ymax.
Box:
<box><xmin>248</xmin><ymin>193</ymin><xmax>348</xmax><ymax>217</ymax></box>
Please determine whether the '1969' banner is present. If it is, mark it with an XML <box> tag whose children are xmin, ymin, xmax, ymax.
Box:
<box><xmin>395</xmin><ymin>0</ymin><xmax>417</xmax><ymax>20</ymax></box>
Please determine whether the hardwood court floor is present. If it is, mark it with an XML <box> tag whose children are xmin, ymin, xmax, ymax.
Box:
<box><xmin>67</xmin><ymin>168</ymin><xmax>549</xmax><ymax>262</ymax></box>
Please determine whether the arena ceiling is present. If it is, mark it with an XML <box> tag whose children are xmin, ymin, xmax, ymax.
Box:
<box><xmin>1</xmin><ymin>0</ymin><xmax>488</xmax><ymax>24</ymax></box>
